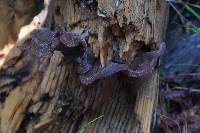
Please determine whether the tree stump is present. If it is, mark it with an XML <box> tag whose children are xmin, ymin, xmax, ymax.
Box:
<box><xmin>0</xmin><ymin>0</ymin><xmax>168</xmax><ymax>132</ymax></box>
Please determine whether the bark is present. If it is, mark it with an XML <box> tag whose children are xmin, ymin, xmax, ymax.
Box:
<box><xmin>0</xmin><ymin>0</ymin><xmax>168</xmax><ymax>133</ymax></box>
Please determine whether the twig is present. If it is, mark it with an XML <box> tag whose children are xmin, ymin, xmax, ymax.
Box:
<box><xmin>177</xmin><ymin>72</ymin><xmax>200</xmax><ymax>76</ymax></box>
<box><xmin>168</xmin><ymin>1</ymin><xmax>187</xmax><ymax>24</ymax></box>
<box><xmin>157</xmin><ymin>113</ymin><xmax>182</xmax><ymax>133</ymax></box>
<box><xmin>173</xmin><ymin>86</ymin><xmax>200</xmax><ymax>93</ymax></box>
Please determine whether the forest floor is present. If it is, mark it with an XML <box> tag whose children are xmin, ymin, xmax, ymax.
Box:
<box><xmin>157</xmin><ymin>0</ymin><xmax>200</xmax><ymax>132</ymax></box>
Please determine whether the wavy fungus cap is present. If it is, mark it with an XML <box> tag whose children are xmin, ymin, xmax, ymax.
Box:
<box><xmin>18</xmin><ymin>28</ymin><xmax>59</xmax><ymax>57</ymax></box>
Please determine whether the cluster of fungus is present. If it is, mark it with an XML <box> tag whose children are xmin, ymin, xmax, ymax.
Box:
<box><xmin>17</xmin><ymin>27</ymin><xmax>166</xmax><ymax>85</ymax></box>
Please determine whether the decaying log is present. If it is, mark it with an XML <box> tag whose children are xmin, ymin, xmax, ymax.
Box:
<box><xmin>0</xmin><ymin>0</ymin><xmax>168</xmax><ymax>133</ymax></box>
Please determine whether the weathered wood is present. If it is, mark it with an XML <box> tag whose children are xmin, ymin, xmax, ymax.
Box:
<box><xmin>0</xmin><ymin>0</ymin><xmax>168</xmax><ymax>133</ymax></box>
